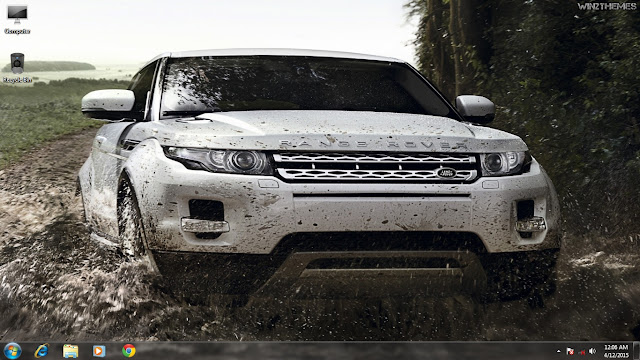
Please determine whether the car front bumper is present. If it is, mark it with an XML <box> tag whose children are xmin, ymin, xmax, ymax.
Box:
<box><xmin>126</xmin><ymin>140</ymin><xmax>561</xmax><ymax>255</ymax></box>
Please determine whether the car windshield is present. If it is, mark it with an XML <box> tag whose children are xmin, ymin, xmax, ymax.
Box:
<box><xmin>160</xmin><ymin>56</ymin><xmax>453</xmax><ymax>118</ymax></box>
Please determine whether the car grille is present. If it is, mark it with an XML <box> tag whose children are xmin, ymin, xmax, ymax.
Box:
<box><xmin>272</xmin><ymin>152</ymin><xmax>479</xmax><ymax>182</ymax></box>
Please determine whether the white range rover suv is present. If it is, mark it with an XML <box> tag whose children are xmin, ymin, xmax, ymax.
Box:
<box><xmin>78</xmin><ymin>49</ymin><xmax>561</xmax><ymax>306</ymax></box>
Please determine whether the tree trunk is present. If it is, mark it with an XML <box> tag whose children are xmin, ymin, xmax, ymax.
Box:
<box><xmin>449</xmin><ymin>0</ymin><xmax>463</xmax><ymax>96</ymax></box>
<box><xmin>449</xmin><ymin>0</ymin><xmax>489</xmax><ymax>96</ymax></box>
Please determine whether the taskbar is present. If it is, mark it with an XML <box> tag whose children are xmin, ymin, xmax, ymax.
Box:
<box><xmin>1</xmin><ymin>341</ymin><xmax>638</xmax><ymax>359</ymax></box>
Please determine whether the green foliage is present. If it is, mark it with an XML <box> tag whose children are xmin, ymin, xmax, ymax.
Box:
<box><xmin>405</xmin><ymin>0</ymin><xmax>490</xmax><ymax>99</ymax></box>
<box><xmin>1</xmin><ymin>61</ymin><xmax>96</xmax><ymax>72</ymax></box>
<box><xmin>0</xmin><ymin>78</ymin><xmax>127</xmax><ymax>168</ymax></box>
<box><xmin>409</xmin><ymin>0</ymin><xmax>640</xmax><ymax>234</ymax></box>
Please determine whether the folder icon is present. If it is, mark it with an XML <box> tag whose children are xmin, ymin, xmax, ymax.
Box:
<box><xmin>63</xmin><ymin>344</ymin><xmax>79</xmax><ymax>358</ymax></box>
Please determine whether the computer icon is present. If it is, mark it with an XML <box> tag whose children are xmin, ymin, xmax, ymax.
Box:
<box><xmin>7</xmin><ymin>5</ymin><xmax>27</xmax><ymax>25</ymax></box>
<box><xmin>63</xmin><ymin>344</ymin><xmax>79</xmax><ymax>359</ymax></box>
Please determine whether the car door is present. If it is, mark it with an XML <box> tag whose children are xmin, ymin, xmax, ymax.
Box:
<box><xmin>88</xmin><ymin>60</ymin><xmax>160</xmax><ymax>237</ymax></box>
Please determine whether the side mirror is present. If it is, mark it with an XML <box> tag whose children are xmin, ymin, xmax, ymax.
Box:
<box><xmin>455</xmin><ymin>95</ymin><xmax>495</xmax><ymax>124</ymax></box>
<box><xmin>82</xmin><ymin>89</ymin><xmax>135</xmax><ymax>121</ymax></box>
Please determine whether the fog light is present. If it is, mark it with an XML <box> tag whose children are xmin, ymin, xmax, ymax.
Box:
<box><xmin>515</xmin><ymin>216</ymin><xmax>546</xmax><ymax>232</ymax></box>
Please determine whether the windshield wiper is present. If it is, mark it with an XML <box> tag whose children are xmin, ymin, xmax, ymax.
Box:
<box><xmin>162</xmin><ymin>109</ymin><xmax>222</xmax><ymax>117</ymax></box>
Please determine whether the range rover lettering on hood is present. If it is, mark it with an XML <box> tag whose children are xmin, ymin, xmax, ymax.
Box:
<box><xmin>278</xmin><ymin>140</ymin><xmax>470</xmax><ymax>150</ymax></box>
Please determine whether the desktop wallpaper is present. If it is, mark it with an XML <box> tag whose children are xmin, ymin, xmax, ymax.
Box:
<box><xmin>0</xmin><ymin>0</ymin><xmax>638</xmax><ymax>345</ymax></box>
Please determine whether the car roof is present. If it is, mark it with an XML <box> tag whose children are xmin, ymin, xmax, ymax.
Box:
<box><xmin>142</xmin><ymin>48</ymin><xmax>405</xmax><ymax>68</ymax></box>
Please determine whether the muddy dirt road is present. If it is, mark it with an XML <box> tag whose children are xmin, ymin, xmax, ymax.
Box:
<box><xmin>0</xmin><ymin>128</ymin><xmax>638</xmax><ymax>341</ymax></box>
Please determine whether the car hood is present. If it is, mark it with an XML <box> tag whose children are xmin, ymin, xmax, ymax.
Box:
<box><xmin>133</xmin><ymin>110</ymin><xmax>527</xmax><ymax>152</ymax></box>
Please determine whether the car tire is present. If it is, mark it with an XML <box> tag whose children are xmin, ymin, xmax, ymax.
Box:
<box><xmin>117</xmin><ymin>176</ymin><xmax>148</xmax><ymax>260</ymax></box>
<box><xmin>116</xmin><ymin>179</ymin><xmax>250</xmax><ymax>307</ymax></box>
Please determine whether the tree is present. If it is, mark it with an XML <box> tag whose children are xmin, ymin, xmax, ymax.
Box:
<box><xmin>407</xmin><ymin>0</ymin><xmax>640</xmax><ymax>235</ymax></box>
<box><xmin>406</xmin><ymin>0</ymin><xmax>490</xmax><ymax>99</ymax></box>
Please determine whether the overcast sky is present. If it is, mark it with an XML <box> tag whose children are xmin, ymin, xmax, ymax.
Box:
<box><xmin>3</xmin><ymin>0</ymin><xmax>418</xmax><ymax>66</ymax></box>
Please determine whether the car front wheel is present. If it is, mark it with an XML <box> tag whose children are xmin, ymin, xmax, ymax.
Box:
<box><xmin>117</xmin><ymin>176</ymin><xmax>148</xmax><ymax>260</ymax></box>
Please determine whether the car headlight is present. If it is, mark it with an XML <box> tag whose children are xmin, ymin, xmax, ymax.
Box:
<box><xmin>480</xmin><ymin>151</ymin><xmax>531</xmax><ymax>176</ymax></box>
<box><xmin>162</xmin><ymin>147</ymin><xmax>273</xmax><ymax>175</ymax></box>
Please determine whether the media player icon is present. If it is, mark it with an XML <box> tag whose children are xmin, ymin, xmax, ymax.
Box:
<box><xmin>93</xmin><ymin>345</ymin><xmax>106</xmax><ymax>357</ymax></box>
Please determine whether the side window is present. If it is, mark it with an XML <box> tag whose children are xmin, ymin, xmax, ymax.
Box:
<box><xmin>128</xmin><ymin>61</ymin><xmax>158</xmax><ymax>119</ymax></box>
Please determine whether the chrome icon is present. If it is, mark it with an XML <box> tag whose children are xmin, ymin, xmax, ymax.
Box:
<box><xmin>122</xmin><ymin>344</ymin><xmax>135</xmax><ymax>358</ymax></box>
<box><xmin>3</xmin><ymin>343</ymin><xmax>22</xmax><ymax>359</ymax></box>
<box><xmin>35</xmin><ymin>343</ymin><xmax>49</xmax><ymax>358</ymax></box>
